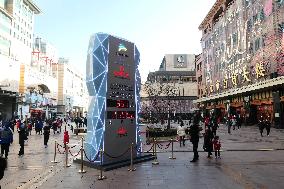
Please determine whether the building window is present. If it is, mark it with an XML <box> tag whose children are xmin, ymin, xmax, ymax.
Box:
<box><xmin>255</xmin><ymin>38</ymin><xmax>260</xmax><ymax>52</ymax></box>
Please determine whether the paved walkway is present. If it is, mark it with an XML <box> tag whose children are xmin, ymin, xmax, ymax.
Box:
<box><xmin>143</xmin><ymin>124</ymin><xmax>284</xmax><ymax>152</ymax></box>
<box><xmin>1</xmin><ymin>124</ymin><xmax>284</xmax><ymax>189</ymax></box>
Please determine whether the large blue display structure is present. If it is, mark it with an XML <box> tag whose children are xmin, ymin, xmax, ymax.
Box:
<box><xmin>85</xmin><ymin>33</ymin><xmax>142</xmax><ymax>165</ymax></box>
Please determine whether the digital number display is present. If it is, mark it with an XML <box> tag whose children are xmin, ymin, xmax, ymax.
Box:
<box><xmin>107</xmin><ymin>99</ymin><xmax>129</xmax><ymax>108</ymax></box>
<box><xmin>107</xmin><ymin>111</ymin><xmax>135</xmax><ymax>119</ymax></box>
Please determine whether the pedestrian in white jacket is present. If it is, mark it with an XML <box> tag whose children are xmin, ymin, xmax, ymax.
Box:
<box><xmin>177</xmin><ymin>120</ymin><xmax>186</xmax><ymax>147</ymax></box>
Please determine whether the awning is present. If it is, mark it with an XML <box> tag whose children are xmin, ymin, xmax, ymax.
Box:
<box><xmin>27</xmin><ymin>84</ymin><xmax>50</xmax><ymax>93</ymax></box>
<box><xmin>38</xmin><ymin>84</ymin><xmax>50</xmax><ymax>93</ymax></box>
<box><xmin>195</xmin><ymin>76</ymin><xmax>284</xmax><ymax>103</ymax></box>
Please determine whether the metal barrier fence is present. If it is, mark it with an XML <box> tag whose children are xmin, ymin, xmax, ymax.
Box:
<box><xmin>51</xmin><ymin>137</ymin><xmax>179</xmax><ymax>181</ymax></box>
<box><xmin>52</xmin><ymin>138</ymin><xmax>144</xmax><ymax>180</ymax></box>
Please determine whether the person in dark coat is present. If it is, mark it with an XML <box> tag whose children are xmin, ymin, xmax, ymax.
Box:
<box><xmin>52</xmin><ymin>120</ymin><xmax>58</xmax><ymax>134</ymax></box>
<box><xmin>74</xmin><ymin>117</ymin><xmax>79</xmax><ymax>127</ymax></box>
<box><xmin>258</xmin><ymin>114</ymin><xmax>265</xmax><ymax>137</ymax></box>
<box><xmin>203</xmin><ymin>127</ymin><xmax>214</xmax><ymax>158</ymax></box>
<box><xmin>0</xmin><ymin>156</ymin><xmax>7</xmax><ymax>182</ymax></box>
<box><xmin>227</xmin><ymin>116</ymin><xmax>232</xmax><ymax>134</ymax></box>
<box><xmin>211</xmin><ymin>116</ymin><xmax>218</xmax><ymax>136</ymax></box>
<box><xmin>43</xmin><ymin>122</ymin><xmax>51</xmax><ymax>148</ymax></box>
<box><xmin>18</xmin><ymin>123</ymin><xmax>26</xmax><ymax>156</ymax></box>
<box><xmin>236</xmin><ymin>112</ymin><xmax>242</xmax><ymax>129</ymax></box>
<box><xmin>0</xmin><ymin>122</ymin><xmax>13</xmax><ymax>159</ymax></box>
<box><xmin>188</xmin><ymin>116</ymin><xmax>201</xmax><ymax>162</ymax></box>
<box><xmin>38</xmin><ymin>119</ymin><xmax>43</xmax><ymax>135</ymax></box>
<box><xmin>84</xmin><ymin>117</ymin><xmax>87</xmax><ymax>127</ymax></box>
<box><xmin>265</xmin><ymin>115</ymin><xmax>271</xmax><ymax>136</ymax></box>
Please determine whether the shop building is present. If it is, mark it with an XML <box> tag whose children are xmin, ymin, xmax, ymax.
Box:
<box><xmin>18</xmin><ymin>37</ymin><xmax>58</xmax><ymax>119</ymax></box>
<box><xmin>0</xmin><ymin>0</ymin><xmax>40</xmax><ymax>120</ymax></box>
<box><xmin>196</xmin><ymin>0</ymin><xmax>284</xmax><ymax>127</ymax></box>
<box><xmin>195</xmin><ymin>53</ymin><xmax>205</xmax><ymax>99</ymax></box>
<box><xmin>56</xmin><ymin>58</ymin><xmax>88</xmax><ymax>117</ymax></box>
<box><xmin>141</xmin><ymin>54</ymin><xmax>198</xmax><ymax>120</ymax></box>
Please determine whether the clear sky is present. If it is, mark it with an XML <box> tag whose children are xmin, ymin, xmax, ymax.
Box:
<box><xmin>33</xmin><ymin>0</ymin><xmax>216</xmax><ymax>82</ymax></box>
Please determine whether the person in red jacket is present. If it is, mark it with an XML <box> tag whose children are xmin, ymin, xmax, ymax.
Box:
<box><xmin>16</xmin><ymin>119</ymin><xmax>21</xmax><ymax>131</ymax></box>
<box><xmin>63</xmin><ymin>131</ymin><xmax>69</xmax><ymax>145</ymax></box>
<box><xmin>213</xmin><ymin>135</ymin><xmax>221</xmax><ymax>159</ymax></box>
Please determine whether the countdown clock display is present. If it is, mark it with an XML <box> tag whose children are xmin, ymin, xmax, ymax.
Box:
<box><xmin>85</xmin><ymin>33</ymin><xmax>141</xmax><ymax>165</ymax></box>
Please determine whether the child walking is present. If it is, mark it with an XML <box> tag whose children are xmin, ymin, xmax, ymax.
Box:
<box><xmin>213</xmin><ymin>136</ymin><xmax>221</xmax><ymax>159</ymax></box>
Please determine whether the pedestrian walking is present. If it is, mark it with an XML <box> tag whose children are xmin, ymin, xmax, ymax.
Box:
<box><xmin>231</xmin><ymin>115</ymin><xmax>237</xmax><ymax>130</ymax></box>
<box><xmin>265</xmin><ymin>115</ymin><xmax>271</xmax><ymax>136</ymax></box>
<box><xmin>203</xmin><ymin>127</ymin><xmax>214</xmax><ymax>158</ymax></box>
<box><xmin>236</xmin><ymin>112</ymin><xmax>242</xmax><ymax>129</ymax></box>
<box><xmin>204</xmin><ymin>115</ymin><xmax>210</xmax><ymax>130</ymax></box>
<box><xmin>258</xmin><ymin>114</ymin><xmax>265</xmax><ymax>137</ymax></box>
<box><xmin>74</xmin><ymin>117</ymin><xmax>79</xmax><ymax>128</ymax></box>
<box><xmin>38</xmin><ymin>119</ymin><xmax>43</xmax><ymax>135</ymax></box>
<box><xmin>52</xmin><ymin>120</ymin><xmax>58</xmax><ymax>134</ymax></box>
<box><xmin>27</xmin><ymin>121</ymin><xmax>32</xmax><ymax>135</ymax></box>
<box><xmin>79</xmin><ymin>117</ymin><xmax>83</xmax><ymax>128</ymax></box>
<box><xmin>0</xmin><ymin>122</ymin><xmax>13</xmax><ymax>159</ymax></box>
<box><xmin>57</xmin><ymin>118</ymin><xmax>62</xmax><ymax>133</ymax></box>
<box><xmin>35</xmin><ymin>119</ymin><xmax>43</xmax><ymax>135</ymax></box>
<box><xmin>84</xmin><ymin>117</ymin><xmax>87</xmax><ymax>127</ymax></box>
<box><xmin>177</xmin><ymin>120</ymin><xmax>186</xmax><ymax>147</ymax></box>
<box><xmin>188</xmin><ymin>116</ymin><xmax>201</xmax><ymax>162</ymax></box>
<box><xmin>18</xmin><ymin>123</ymin><xmax>26</xmax><ymax>156</ymax></box>
<box><xmin>0</xmin><ymin>156</ymin><xmax>7</xmax><ymax>183</ymax></box>
<box><xmin>64</xmin><ymin>131</ymin><xmax>70</xmax><ymax>145</ymax></box>
<box><xmin>43</xmin><ymin>122</ymin><xmax>51</xmax><ymax>148</ymax></box>
<box><xmin>9</xmin><ymin>119</ymin><xmax>15</xmax><ymax>132</ymax></box>
<box><xmin>16</xmin><ymin>119</ymin><xmax>21</xmax><ymax>131</ymax></box>
<box><xmin>212</xmin><ymin>116</ymin><xmax>218</xmax><ymax>136</ymax></box>
<box><xmin>227</xmin><ymin>116</ymin><xmax>232</xmax><ymax>134</ymax></box>
<box><xmin>213</xmin><ymin>135</ymin><xmax>221</xmax><ymax>159</ymax></box>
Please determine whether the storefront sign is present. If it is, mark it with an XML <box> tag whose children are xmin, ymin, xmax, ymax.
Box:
<box><xmin>251</xmin><ymin>100</ymin><xmax>262</xmax><ymax>105</ymax></box>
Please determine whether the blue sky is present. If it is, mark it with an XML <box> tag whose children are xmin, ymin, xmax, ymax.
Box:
<box><xmin>33</xmin><ymin>0</ymin><xmax>215</xmax><ymax>81</ymax></box>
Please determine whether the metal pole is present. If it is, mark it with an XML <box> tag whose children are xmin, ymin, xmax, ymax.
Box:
<box><xmin>128</xmin><ymin>143</ymin><xmax>136</xmax><ymax>171</ymax></box>
<box><xmin>152</xmin><ymin>139</ymin><xmax>159</xmax><ymax>165</ymax></box>
<box><xmin>65</xmin><ymin>143</ymin><xmax>71</xmax><ymax>167</ymax></box>
<box><xmin>169</xmin><ymin>138</ymin><xmax>176</xmax><ymax>159</ymax></box>
<box><xmin>152</xmin><ymin>139</ymin><xmax>155</xmax><ymax>156</ymax></box>
<box><xmin>98</xmin><ymin>148</ymin><xmax>106</xmax><ymax>180</ymax></box>
<box><xmin>78</xmin><ymin>137</ymin><xmax>86</xmax><ymax>173</ymax></box>
<box><xmin>51</xmin><ymin>140</ymin><xmax>58</xmax><ymax>163</ymax></box>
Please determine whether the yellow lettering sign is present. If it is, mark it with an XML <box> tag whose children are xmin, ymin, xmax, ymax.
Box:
<box><xmin>210</xmin><ymin>84</ymin><xmax>214</xmax><ymax>93</ymax></box>
<box><xmin>242</xmin><ymin>65</ymin><xmax>251</xmax><ymax>82</ymax></box>
<box><xmin>215</xmin><ymin>80</ymin><xmax>220</xmax><ymax>91</ymax></box>
<box><xmin>232</xmin><ymin>73</ymin><xmax>238</xmax><ymax>86</ymax></box>
<box><xmin>223</xmin><ymin>78</ymin><xmax>228</xmax><ymax>89</ymax></box>
<box><xmin>255</xmin><ymin>62</ymin><xmax>265</xmax><ymax>78</ymax></box>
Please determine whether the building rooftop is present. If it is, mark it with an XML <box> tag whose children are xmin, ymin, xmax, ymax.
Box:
<box><xmin>148</xmin><ymin>70</ymin><xmax>196</xmax><ymax>77</ymax></box>
<box><xmin>0</xmin><ymin>6</ymin><xmax>13</xmax><ymax>18</ymax></box>
<box><xmin>198</xmin><ymin>0</ymin><xmax>224</xmax><ymax>30</ymax></box>
<box><xmin>24</xmin><ymin>0</ymin><xmax>41</xmax><ymax>14</ymax></box>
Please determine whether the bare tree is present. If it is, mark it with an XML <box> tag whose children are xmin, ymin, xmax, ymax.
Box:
<box><xmin>142</xmin><ymin>82</ymin><xmax>178</xmax><ymax>129</ymax></box>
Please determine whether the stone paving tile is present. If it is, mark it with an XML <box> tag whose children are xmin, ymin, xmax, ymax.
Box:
<box><xmin>2</xmin><ymin>124</ymin><xmax>284</xmax><ymax>189</ymax></box>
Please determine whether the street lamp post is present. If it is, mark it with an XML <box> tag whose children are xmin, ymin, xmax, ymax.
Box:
<box><xmin>167</xmin><ymin>104</ymin><xmax>170</xmax><ymax>130</ymax></box>
<box><xmin>225</xmin><ymin>100</ymin><xmax>230</xmax><ymax>118</ymax></box>
<box><xmin>244</xmin><ymin>96</ymin><xmax>249</xmax><ymax>125</ymax></box>
<box><xmin>66</xmin><ymin>97</ymin><xmax>71</xmax><ymax>118</ymax></box>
